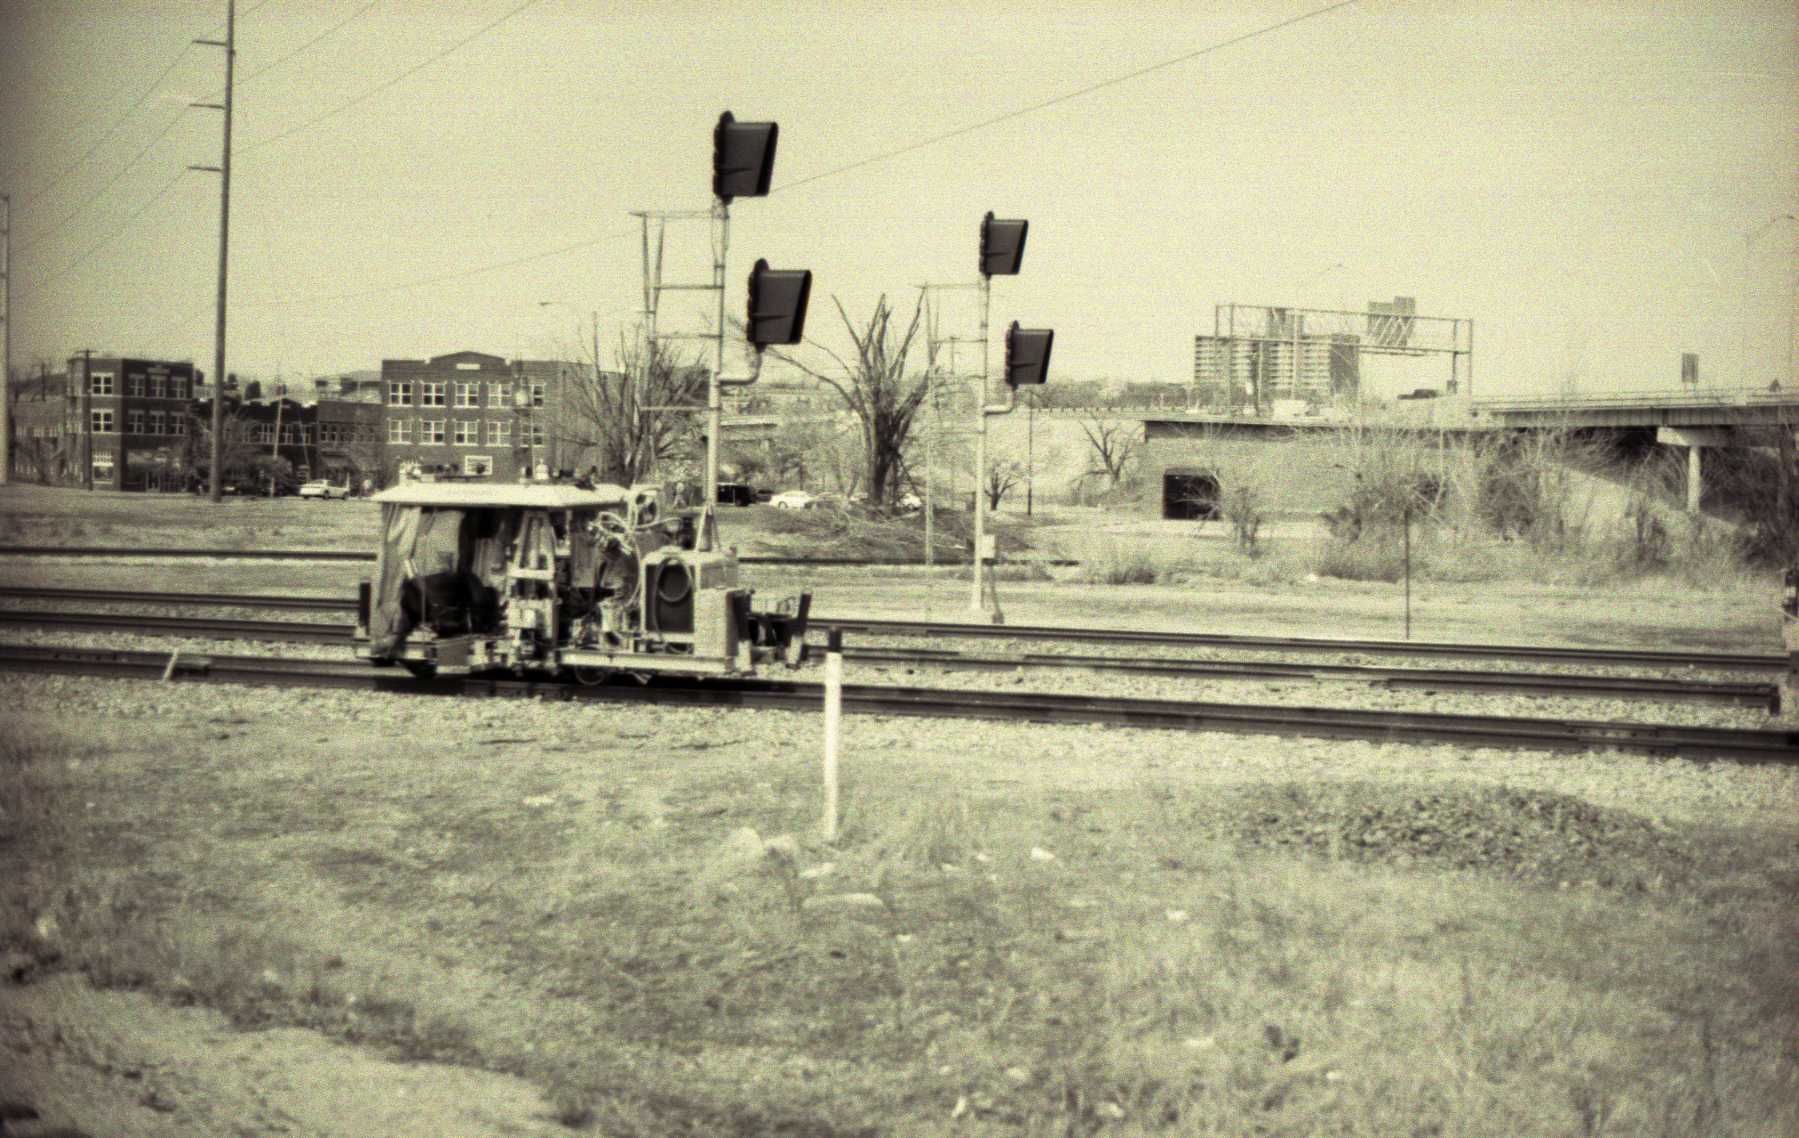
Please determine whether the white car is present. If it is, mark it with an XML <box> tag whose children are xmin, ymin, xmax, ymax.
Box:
<box><xmin>769</xmin><ymin>490</ymin><xmax>817</xmax><ymax>510</ymax></box>
<box><xmin>298</xmin><ymin>480</ymin><xmax>349</xmax><ymax>500</ymax></box>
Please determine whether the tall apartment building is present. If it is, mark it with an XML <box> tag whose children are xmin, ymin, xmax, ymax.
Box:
<box><xmin>379</xmin><ymin>351</ymin><xmax>585</xmax><ymax>482</ymax></box>
<box><xmin>1192</xmin><ymin>333</ymin><xmax>1360</xmax><ymax>412</ymax></box>
<box><xmin>65</xmin><ymin>355</ymin><xmax>198</xmax><ymax>489</ymax></box>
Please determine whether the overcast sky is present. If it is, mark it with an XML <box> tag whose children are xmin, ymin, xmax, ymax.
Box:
<box><xmin>2</xmin><ymin>0</ymin><xmax>1795</xmax><ymax>398</ymax></box>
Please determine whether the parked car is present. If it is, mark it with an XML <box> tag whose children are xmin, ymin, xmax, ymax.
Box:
<box><xmin>769</xmin><ymin>490</ymin><xmax>817</xmax><ymax>510</ymax></box>
<box><xmin>298</xmin><ymin>480</ymin><xmax>349</xmax><ymax>500</ymax></box>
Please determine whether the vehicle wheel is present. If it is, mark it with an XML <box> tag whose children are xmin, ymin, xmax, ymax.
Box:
<box><xmin>571</xmin><ymin>666</ymin><xmax>608</xmax><ymax>686</ymax></box>
<box><xmin>402</xmin><ymin>661</ymin><xmax>438</xmax><ymax>679</ymax></box>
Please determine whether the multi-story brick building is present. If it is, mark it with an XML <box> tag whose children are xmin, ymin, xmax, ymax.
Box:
<box><xmin>65</xmin><ymin>355</ymin><xmax>198</xmax><ymax>490</ymax></box>
<box><xmin>379</xmin><ymin>351</ymin><xmax>585</xmax><ymax>481</ymax></box>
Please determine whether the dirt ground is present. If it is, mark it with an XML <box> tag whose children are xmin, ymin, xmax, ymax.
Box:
<box><xmin>1</xmin><ymin>975</ymin><xmax>572</xmax><ymax>1137</ymax></box>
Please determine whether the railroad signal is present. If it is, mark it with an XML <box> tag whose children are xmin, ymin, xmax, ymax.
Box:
<box><xmin>1003</xmin><ymin>322</ymin><xmax>1053</xmax><ymax>386</ymax></box>
<box><xmin>712</xmin><ymin>111</ymin><xmax>779</xmax><ymax>203</ymax></box>
<box><xmin>746</xmin><ymin>258</ymin><xmax>812</xmax><ymax>348</ymax></box>
<box><xmin>979</xmin><ymin>211</ymin><xmax>1028</xmax><ymax>277</ymax></box>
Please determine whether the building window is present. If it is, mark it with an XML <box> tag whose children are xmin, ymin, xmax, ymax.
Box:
<box><xmin>89</xmin><ymin>372</ymin><xmax>114</xmax><ymax>395</ymax></box>
<box><xmin>388</xmin><ymin>382</ymin><xmax>413</xmax><ymax>406</ymax></box>
<box><xmin>92</xmin><ymin>458</ymin><xmax>115</xmax><ymax>483</ymax></box>
<box><xmin>128</xmin><ymin>374</ymin><xmax>145</xmax><ymax>397</ymax></box>
<box><xmin>172</xmin><ymin>376</ymin><xmax>190</xmax><ymax>399</ymax></box>
<box><xmin>486</xmin><ymin>419</ymin><xmax>511</xmax><ymax>446</ymax></box>
<box><xmin>462</xmin><ymin>455</ymin><xmax>493</xmax><ymax>476</ymax></box>
<box><xmin>454</xmin><ymin>382</ymin><xmax>479</xmax><ymax>408</ymax></box>
<box><xmin>151</xmin><ymin>374</ymin><xmax>168</xmax><ymax>398</ymax></box>
<box><xmin>529</xmin><ymin>381</ymin><xmax>546</xmax><ymax>408</ymax></box>
<box><xmin>172</xmin><ymin>416</ymin><xmax>188</xmax><ymax>436</ymax></box>
<box><xmin>149</xmin><ymin>411</ymin><xmax>167</xmax><ymax>435</ymax></box>
<box><xmin>421</xmin><ymin>382</ymin><xmax>446</xmax><ymax>407</ymax></box>
<box><xmin>421</xmin><ymin>419</ymin><xmax>446</xmax><ymax>444</ymax></box>
<box><xmin>527</xmin><ymin>423</ymin><xmax>547</xmax><ymax>446</ymax></box>
<box><xmin>254</xmin><ymin>423</ymin><xmax>275</xmax><ymax>444</ymax></box>
<box><xmin>318</xmin><ymin>423</ymin><xmax>343</xmax><ymax>445</ymax></box>
<box><xmin>453</xmin><ymin>420</ymin><xmax>479</xmax><ymax>445</ymax></box>
<box><xmin>388</xmin><ymin>419</ymin><xmax>412</xmax><ymax>444</ymax></box>
<box><xmin>487</xmin><ymin>381</ymin><xmax>511</xmax><ymax>406</ymax></box>
<box><xmin>91</xmin><ymin>410</ymin><xmax>114</xmax><ymax>433</ymax></box>
<box><xmin>127</xmin><ymin>410</ymin><xmax>146</xmax><ymax>434</ymax></box>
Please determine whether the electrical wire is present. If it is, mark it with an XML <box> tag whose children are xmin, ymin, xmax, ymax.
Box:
<box><xmin>232</xmin><ymin>0</ymin><xmax>385</xmax><ymax>93</ymax></box>
<box><xmin>238</xmin><ymin>0</ymin><xmax>545</xmax><ymax>155</ymax></box>
<box><xmin>773</xmin><ymin>0</ymin><xmax>1361</xmax><ymax>195</ymax></box>
<box><xmin>36</xmin><ymin>170</ymin><xmax>192</xmax><ymax>292</ymax></box>
<box><xmin>231</xmin><ymin>0</ymin><xmax>1359</xmax><ymax>309</ymax></box>
<box><xmin>5</xmin><ymin>0</ymin><xmax>275</xmax><ymax>206</ymax></box>
<box><xmin>15</xmin><ymin>107</ymin><xmax>193</xmax><ymax>256</ymax></box>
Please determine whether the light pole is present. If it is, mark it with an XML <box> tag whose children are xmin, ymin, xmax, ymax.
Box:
<box><xmin>1742</xmin><ymin>214</ymin><xmax>1796</xmax><ymax>388</ymax></box>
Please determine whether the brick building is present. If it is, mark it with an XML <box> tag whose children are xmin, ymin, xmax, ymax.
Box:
<box><xmin>64</xmin><ymin>355</ymin><xmax>199</xmax><ymax>490</ymax></box>
<box><xmin>379</xmin><ymin>351</ymin><xmax>584</xmax><ymax>482</ymax></box>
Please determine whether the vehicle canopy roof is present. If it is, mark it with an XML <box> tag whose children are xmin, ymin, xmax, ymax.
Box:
<box><xmin>371</xmin><ymin>482</ymin><xmax>634</xmax><ymax>510</ymax></box>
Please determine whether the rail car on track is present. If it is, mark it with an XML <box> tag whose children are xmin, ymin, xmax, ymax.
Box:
<box><xmin>353</xmin><ymin>480</ymin><xmax>809</xmax><ymax>680</ymax></box>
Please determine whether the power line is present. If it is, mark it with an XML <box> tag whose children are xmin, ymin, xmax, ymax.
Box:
<box><xmin>8</xmin><ymin>48</ymin><xmax>195</xmax><ymax>211</ymax></box>
<box><xmin>5</xmin><ymin>0</ymin><xmax>276</xmax><ymax>203</ymax></box>
<box><xmin>15</xmin><ymin>107</ymin><xmax>192</xmax><ymax>256</ymax></box>
<box><xmin>36</xmin><ymin>170</ymin><xmax>192</xmax><ymax>293</ymax></box>
<box><xmin>231</xmin><ymin>0</ymin><xmax>1359</xmax><ymax>311</ymax></box>
<box><xmin>231</xmin><ymin>0</ymin><xmax>385</xmax><ymax>94</ymax></box>
<box><xmin>773</xmin><ymin>0</ymin><xmax>1360</xmax><ymax>195</ymax></box>
<box><xmin>239</xmin><ymin>0</ymin><xmax>545</xmax><ymax>155</ymax></box>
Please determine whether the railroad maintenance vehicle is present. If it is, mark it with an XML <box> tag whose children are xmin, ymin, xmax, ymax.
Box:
<box><xmin>354</xmin><ymin>479</ymin><xmax>810</xmax><ymax>680</ymax></box>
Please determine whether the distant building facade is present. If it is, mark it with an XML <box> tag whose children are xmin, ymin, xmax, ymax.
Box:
<box><xmin>63</xmin><ymin>355</ymin><xmax>199</xmax><ymax>490</ymax></box>
<box><xmin>378</xmin><ymin>351</ymin><xmax>585</xmax><ymax>482</ymax></box>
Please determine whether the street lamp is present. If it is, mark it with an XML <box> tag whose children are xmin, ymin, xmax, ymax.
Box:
<box><xmin>1742</xmin><ymin>214</ymin><xmax>1796</xmax><ymax>388</ymax></box>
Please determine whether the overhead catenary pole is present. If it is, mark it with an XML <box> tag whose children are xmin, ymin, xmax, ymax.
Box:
<box><xmin>193</xmin><ymin>0</ymin><xmax>235</xmax><ymax>502</ymax></box>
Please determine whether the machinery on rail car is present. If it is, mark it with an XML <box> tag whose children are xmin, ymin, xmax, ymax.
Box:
<box><xmin>353</xmin><ymin>480</ymin><xmax>809</xmax><ymax>679</ymax></box>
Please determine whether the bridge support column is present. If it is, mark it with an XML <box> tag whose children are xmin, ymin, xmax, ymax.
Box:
<box><xmin>1656</xmin><ymin>427</ymin><xmax>1733</xmax><ymax>513</ymax></box>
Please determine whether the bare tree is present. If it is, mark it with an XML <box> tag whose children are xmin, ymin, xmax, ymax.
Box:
<box><xmin>773</xmin><ymin>295</ymin><xmax>929</xmax><ymax>509</ymax></box>
<box><xmin>558</xmin><ymin>331</ymin><xmax>707</xmax><ymax>486</ymax></box>
<box><xmin>1078</xmin><ymin>413</ymin><xmax>1138</xmax><ymax>486</ymax></box>
<box><xmin>983</xmin><ymin>457</ymin><xmax>1026</xmax><ymax>510</ymax></box>
<box><xmin>182</xmin><ymin>401</ymin><xmax>258</xmax><ymax>486</ymax></box>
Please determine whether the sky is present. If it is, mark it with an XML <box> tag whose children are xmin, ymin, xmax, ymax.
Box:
<box><xmin>2</xmin><ymin>0</ymin><xmax>1796</xmax><ymax>399</ymax></box>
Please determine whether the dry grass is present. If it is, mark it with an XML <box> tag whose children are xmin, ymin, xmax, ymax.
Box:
<box><xmin>2</xmin><ymin>717</ymin><xmax>1793</xmax><ymax>1137</ymax></box>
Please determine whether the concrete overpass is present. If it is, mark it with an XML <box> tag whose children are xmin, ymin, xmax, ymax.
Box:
<box><xmin>1473</xmin><ymin>387</ymin><xmax>1798</xmax><ymax>512</ymax></box>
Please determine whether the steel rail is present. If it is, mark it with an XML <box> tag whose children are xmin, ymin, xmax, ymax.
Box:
<box><xmin>0</xmin><ymin>545</ymin><xmax>1070</xmax><ymax>568</ymax></box>
<box><xmin>0</xmin><ymin>644</ymin><xmax>1789</xmax><ymax>762</ymax></box>
<box><xmin>813</xmin><ymin>618</ymin><xmax>1783</xmax><ymax>672</ymax></box>
<box><xmin>0</xmin><ymin>608</ymin><xmax>1778</xmax><ymax>708</ymax></box>
<box><xmin>0</xmin><ymin>584</ymin><xmax>1781</xmax><ymax>672</ymax></box>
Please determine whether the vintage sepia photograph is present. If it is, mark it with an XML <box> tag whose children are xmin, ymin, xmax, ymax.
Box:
<box><xmin>0</xmin><ymin>1</ymin><xmax>1795</xmax><ymax>1133</ymax></box>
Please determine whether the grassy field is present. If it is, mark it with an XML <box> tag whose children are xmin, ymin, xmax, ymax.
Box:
<box><xmin>3</xmin><ymin>691</ymin><xmax>1795</xmax><ymax>1136</ymax></box>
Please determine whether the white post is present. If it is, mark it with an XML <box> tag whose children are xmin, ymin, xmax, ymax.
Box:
<box><xmin>702</xmin><ymin>199</ymin><xmax>730</xmax><ymax>551</ymax></box>
<box><xmin>822</xmin><ymin>628</ymin><xmax>843</xmax><ymax>840</ymax></box>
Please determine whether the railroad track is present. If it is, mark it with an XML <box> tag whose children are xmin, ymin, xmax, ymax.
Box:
<box><xmin>0</xmin><ymin>607</ymin><xmax>1779</xmax><ymax>708</ymax></box>
<box><xmin>1</xmin><ymin>585</ymin><xmax>1781</xmax><ymax>672</ymax></box>
<box><xmin>0</xmin><ymin>545</ymin><xmax>1072</xmax><ymax>568</ymax></box>
<box><xmin>0</xmin><ymin>643</ymin><xmax>1790</xmax><ymax>762</ymax></box>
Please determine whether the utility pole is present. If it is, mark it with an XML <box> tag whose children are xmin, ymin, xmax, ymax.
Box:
<box><xmin>80</xmin><ymin>348</ymin><xmax>94</xmax><ymax>490</ymax></box>
<box><xmin>192</xmin><ymin>0</ymin><xmax>235</xmax><ymax>502</ymax></box>
<box><xmin>1</xmin><ymin>194</ymin><xmax>10</xmax><ymax>484</ymax></box>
